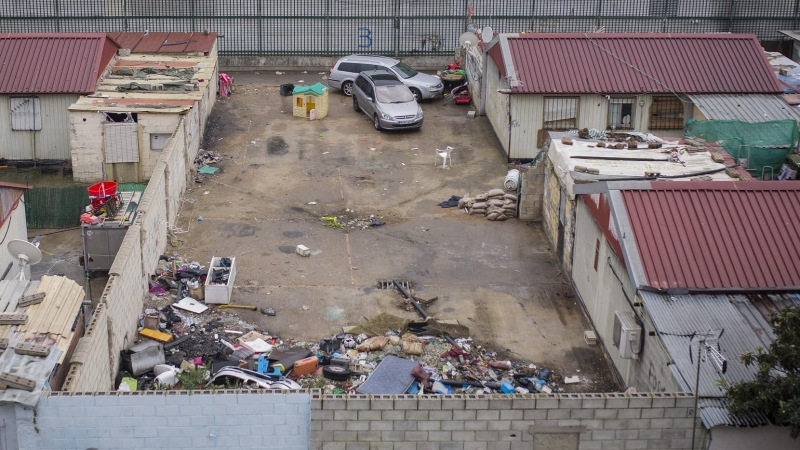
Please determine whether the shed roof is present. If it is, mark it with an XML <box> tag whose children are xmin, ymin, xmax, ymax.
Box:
<box><xmin>292</xmin><ymin>83</ymin><xmax>329</xmax><ymax>96</ymax></box>
<box><xmin>107</xmin><ymin>32</ymin><xmax>217</xmax><ymax>54</ymax></box>
<box><xmin>495</xmin><ymin>33</ymin><xmax>782</xmax><ymax>95</ymax></box>
<box><xmin>0</xmin><ymin>33</ymin><xmax>119</xmax><ymax>94</ymax></box>
<box><xmin>690</xmin><ymin>94</ymin><xmax>800</xmax><ymax>123</ymax></box>
<box><xmin>621</xmin><ymin>181</ymin><xmax>800</xmax><ymax>291</ymax></box>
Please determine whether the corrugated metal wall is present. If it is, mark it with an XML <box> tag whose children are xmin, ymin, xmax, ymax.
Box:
<box><xmin>0</xmin><ymin>94</ymin><xmax>78</xmax><ymax>161</ymax></box>
<box><xmin>484</xmin><ymin>57</ymin><xmax>510</xmax><ymax>158</ymax></box>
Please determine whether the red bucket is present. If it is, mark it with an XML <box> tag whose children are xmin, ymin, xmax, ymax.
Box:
<box><xmin>88</xmin><ymin>181</ymin><xmax>117</xmax><ymax>199</ymax></box>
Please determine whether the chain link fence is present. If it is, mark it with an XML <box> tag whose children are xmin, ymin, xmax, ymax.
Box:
<box><xmin>0</xmin><ymin>0</ymin><xmax>797</xmax><ymax>56</ymax></box>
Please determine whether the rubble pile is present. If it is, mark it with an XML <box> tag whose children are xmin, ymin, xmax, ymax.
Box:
<box><xmin>319</xmin><ymin>209</ymin><xmax>386</xmax><ymax>230</ymax></box>
<box><xmin>459</xmin><ymin>188</ymin><xmax>517</xmax><ymax>221</ymax></box>
<box><xmin>193</xmin><ymin>148</ymin><xmax>222</xmax><ymax>182</ymax></box>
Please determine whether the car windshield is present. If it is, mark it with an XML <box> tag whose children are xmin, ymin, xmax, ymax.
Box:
<box><xmin>375</xmin><ymin>85</ymin><xmax>415</xmax><ymax>103</ymax></box>
<box><xmin>391</xmin><ymin>62</ymin><xmax>418</xmax><ymax>79</ymax></box>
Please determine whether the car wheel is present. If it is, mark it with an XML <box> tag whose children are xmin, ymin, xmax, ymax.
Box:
<box><xmin>323</xmin><ymin>365</ymin><xmax>351</xmax><ymax>381</ymax></box>
<box><xmin>374</xmin><ymin>115</ymin><xmax>382</xmax><ymax>131</ymax></box>
<box><xmin>410</xmin><ymin>88</ymin><xmax>422</xmax><ymax>102</ymax></box>
<box><xmin>353</xmin><ymin>96</ymin><xmax>360</xmax><ymax>112</ymax></box>
<box><xmin>342</xmin><ymin>81</ymin><xmax>354</xmax><ymax>97</ymax></box>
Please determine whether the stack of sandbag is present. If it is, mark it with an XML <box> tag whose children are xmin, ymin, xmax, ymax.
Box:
<box><xmin>459</xmin><ymin>188</ymin><xmax>517</xmax><ymax>221</ymax></box>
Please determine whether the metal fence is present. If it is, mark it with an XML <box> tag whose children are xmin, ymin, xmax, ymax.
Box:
<box><xmin>0</xmin><ymin>0</ymin><xmax>798</xmax><ymax>56</ymax></box>
<box><xmin>24</xmin><ymin>183</ymin><xmax>146</xmax><ymax>229</ymax></box>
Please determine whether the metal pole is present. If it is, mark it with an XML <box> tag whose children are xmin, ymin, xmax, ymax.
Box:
<box><xmin>691</xmin><ymin>337</ymin><xmax>704</xmax><ymax>450</ymax></box>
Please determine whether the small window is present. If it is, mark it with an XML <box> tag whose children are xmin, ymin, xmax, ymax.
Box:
<box><xmin>338</xmin><ymin>62</ymin><xmax>359</xmax><ymax>73</ymax></box>
<box><xmin>648</xmin><ymin>96</ymin><xmax>683</xmax><ymax>130</ymax></box>
<box><xmin>607</xmin><ymin>98</ymin><xmax>635</xmax><ymax>130</ymax></box>
<box><xmin>10</xmin><ymin>97</ymin><xmax>41</xmax><ymax>131</ymax></box>
<box><xmin>103</xmin><ymin>112</ymin><xmax>138</xmax><ymax>123</ymax></box>
<box><xmin>543</xmin><ymin>97</ymin><xmax>578</xmax><ymax>130</ymax></box>
<box><xmin>150</xmin><ymin>133</ymin><xmax>171</xmax><ymax>151</ymax></box>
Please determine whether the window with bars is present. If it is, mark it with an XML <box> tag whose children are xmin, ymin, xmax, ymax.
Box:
<box><xmin>607</xmin><ymin>97</ymin><xmax>635</xmax><ymax>130</ymax></box>
<box><xmin>543</xmin><ymin>97</ymin><xmax>578</xmax><ymax>130</ymax></box>
<box><xmin>10</xmin><ymin>97</ymin><xmax>41</xmax><ymax>131</ymax></box>
<box><xmin>648</xmin><ymin>96</ymin><xmax>684</xmax><ymax>130</ymax></box>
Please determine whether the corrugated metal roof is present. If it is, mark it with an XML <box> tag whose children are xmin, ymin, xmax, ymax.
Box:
<box><xmin>640</xmin><ymin>292</ymin><xmax>775</xmax><ymax>398</ymax></box>
<box><xmin>622</xmin><ymin>181</ymin><xmax>800</xmax><ymax>291</ymax></box>
<box><xmin>699</xmin><ymin>398</ymin><xmax>771</xmax><ymax>428</ymax></box>
<box><xmin>690</xmin><ymin>94</ymin><xmax>800</xmax><ymax>123</ymax></box>
<box><xmin>501</xmin><ymin>33</ymin><xmax>782</xmax><ymax>95</ymax></box>
<box><xmin>107</xmin><ymin>32</ymin><xmax>217</xmax><ymax>54</ymax></box>
<box><xmin>0</xmin><ymin>33</ymin><xmax>119</xmax><ymax>94</ymax></box>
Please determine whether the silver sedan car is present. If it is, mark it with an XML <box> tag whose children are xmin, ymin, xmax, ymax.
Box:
<box><xmin>328</xmin><ymin>55</ymin><xmax>443</xmax><ymax>101</ymax></box>
<box><xmin>352</xmin><ymin>71</ymin><xmax>423</xmax><ymax>131</ymax></box>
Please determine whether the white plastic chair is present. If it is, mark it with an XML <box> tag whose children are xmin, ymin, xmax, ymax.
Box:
<box><xmin>435</xmin><ymin>146</ymin><xmax>454</xmax><ymax>169</ymax></box>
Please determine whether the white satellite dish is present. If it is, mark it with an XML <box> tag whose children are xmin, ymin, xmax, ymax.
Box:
<box><xmin>459</xmin><ymin>32</ymin><xmax>479</xmax><ymax>48</ymax></box>
<box><xmin>7</xmin><ymin>239</ymin><xmax>42</xmax><ymax>281</ymax></box>
<box><xmin>480</xmin><ymin>26</ymin><xmax>494</xmax><ymax>43</ymax></box>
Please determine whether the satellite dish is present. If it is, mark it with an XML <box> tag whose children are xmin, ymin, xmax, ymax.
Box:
<box><xmin>459</xmin><ymin>32</ymin><xmax>479</xmax><ymax>48</ymax></box>
<box><xmin>481</xmin><ymin>26</ymin><xmax>494</xmax><ymax>43</ymax></box>
<box><xmin>7</xmin><ymin>239</ymin><xmax>42</xmax><ymax>281</ymax></box>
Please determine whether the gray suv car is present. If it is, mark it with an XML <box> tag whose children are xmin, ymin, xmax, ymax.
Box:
<box><xmin>352</xmin><ymin>71</ymin><xmax>423</xmax><ymax>131</ymax></box>
<box><xmin>328</xmin><ymin>55</ymin><xmax>443</xmax><ymax>101</ymax></box>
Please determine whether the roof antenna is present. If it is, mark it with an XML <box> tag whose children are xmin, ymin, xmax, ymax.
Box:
<box><xmin>7</xmin><ymin>239</ymin><xmax>42</xmax><ymax>281</ymax></box>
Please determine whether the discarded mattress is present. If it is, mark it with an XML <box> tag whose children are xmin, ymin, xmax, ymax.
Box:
<box><xmin>356</xmin><ymin>355</ymin><xmax>418</xmax><ymax>394</ymax></box>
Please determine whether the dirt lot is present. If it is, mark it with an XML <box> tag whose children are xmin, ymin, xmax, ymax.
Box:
<box><xmin>157</xmin><ymin>70</ymin><xmax>617</xmax><ymax>391</ymax></box>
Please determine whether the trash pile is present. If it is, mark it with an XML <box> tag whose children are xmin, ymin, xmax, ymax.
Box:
<box><xmin>459</xmin><ymin>188</ymin><xmax>517</xmax><ymax>221</ymax></box>
<box><xmin>318</xmin><ymin>209</ymin><xmax>386</xmax><ymax>231</ymax></box>
<box><xmin>194</xmin><ymin>148</ymin><xmax>222</xmax><ymax>182</ymax></box>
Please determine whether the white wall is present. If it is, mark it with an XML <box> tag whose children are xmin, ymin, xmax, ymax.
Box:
<box><xmin>484</xmin><ymin>56</ymin><xmax>511</xmax><ymax>158</ymax></box>
<box><xmin>69</xmin><ymin>111</ymin><xmax>105</xmax><ymax>182</ymax></box>
<box><xmin>571</xmin><ymin>198</ymin><xmax>679</xmax><ymax>392</ymax></box>
<box><xmin>0</xmin><ymin>94</ymin><xmax>78</xmax><ymax>161</ymax></box>
<box><xmin>709</xmin><ymin>425</ymin><xmax>799</xmax><ymax>450</ymax></box>
<box><xmin>0</xmin><ymin>195</ymin><xmax>30</xmax><ymax>280</ymax></box>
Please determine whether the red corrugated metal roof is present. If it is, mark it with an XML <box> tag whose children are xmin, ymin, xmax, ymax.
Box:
<box><xmin>504</xmin><ymin>33</ymin><xmax>782</xmax><ymax>95</ymax></box>
<box><xmin>0</xmin><ymin>182</ymin><xmax>31</xmax><ymax>190</ymax></box>
<box><xmin>107</xmin><ymin>32</ymin><xmax>217</xmax><ymax>54</ymax></box>
<box><xmin>0</xmin><ymin>33</ymin><xmax>118</xmax><ymax>94</ymax></box>
<box><xmin>622</xmin><ymin>181</ymin><xmax>800</xmax><ymax>291</ymax></box>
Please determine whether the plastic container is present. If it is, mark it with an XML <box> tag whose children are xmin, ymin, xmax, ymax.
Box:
<box><xmin>504</xmin><ymin>169</ymin><xmax>520</xmax><ymax>191</ymax></box>
<box><xmin>88</xmin><ymin>181</ymin><xmax>118</xmax><ymax>199</ymax></box>
<box><xmin>500</xmin><ymin>381</ymin><xmax>515</xmax><ymax>394</ymax></box>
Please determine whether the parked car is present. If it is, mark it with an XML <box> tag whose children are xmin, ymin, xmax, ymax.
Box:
<box><xmin>352</xmin><ymin>71</ymin><xmax>423</xmax><ymax>131</ymax></box>
<box><xmin>328</xmin><ymin>55</ymin><xmax>443</xmax><ymax>101</ymax></box>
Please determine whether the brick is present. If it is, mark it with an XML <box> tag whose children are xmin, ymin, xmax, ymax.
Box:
<box><xmin>647</xmin><ymin>440</ymin><xmax>671</xmax><ymax>449</ymax></box>
<box><xmin>523</xmin><ymin>410</ymin><xmax>547</xmax><ymax>420</ymax></box>
<box><xmin>418</xmin><ymin>397</ymin><xmax>442</xmax><ymax>410</ymax></box>
<box><xmin>358</xmin><ymin>431</ymin><xmax>382</xmax><ymax>441</ymax></box>
<box><xmin>428</xmin><ymin>431</ymin><xmax>452</xmax><ymax>441</ymax></box>
<box><xmin>418</xmin><ymin>421</ymin><xmax>441</xmax><ymax>431</ymax></box>
<box><xmin>395</xmin><ymin>398</ymin><xmax>418</xmax><ymax>410</ymax></box>
<box><xmin>580</xmin><ymin>442</ymin><xmax>603</xmax><ymax>450</ymax></box>
<box><xmin>650</xmin><ymin>419</ymin><xmax>674</xmax><ymax>429</ymax></box>
<box><xmin>546</xmin><ymin>409</ymin><xmax>570</xmax><ymax>420</ymax></box>
<box><xmin>465</xmin><ymin>420</ymin><xmax>488</xmax><ymax>431</ymax></box>
<box><xmin>557</xmin><ymin>419</ymin><xmax>581</xmax><ymax>427</ymax></box>
<box><xmin>348</xmin><ymin>421</ymin><xmax>370</xmax><ymax>431</ymax></box>
<box><xmin>500</xmin><ymin>410</ymin><xmax>522</xmax><ymax>420</ymax></box>
<box><xmin>404</xmin><ymin>431</ymin><xmax>429</xmax><ymax>441</ymax></box>
<box><xmin>464</xmin><ymin>397</ymin><xmax>489</xmax><ymax>410</ymax></box>
<box><xmin>641</xmin><ymin>408</ymin><xmax>665</xmax><ymax>419</ymax></box>
<box><xmin>477</xmin><ymin>410</ymin><xmax>500</xmax><ymax>421</ymax></box>
<box><xmin>347</xmin><ymin>443</ymin><xmax>369</xmax><ymax>450</ymax></box>
<box><xmin>594</xmin><ymin>409</ymin><xmax>618</xmax><ymax>419</ymax></box>
<box><xmin>443</xmin><ymin>398</ymin><xmax>466</xmax><ymax>410</ymax></box>
<box><xmin>475</xmin><ymin>431</ymin><xmax>500</xmax><ymax>441</ymax></box>
<box><xmin>312</xmin><ymin>430</ymin><xmax>333</xmax><ymax>441</ymax></box>
<box><xmin>593</xmin><ymin>430</ymin><xmax>616</xmax><ymax>440</ymax></box>
<box><xmin>615</xmin><ymin>429</ymin><xmax>638</xmax><ymax>439</ymax></box>
<box><xmin>371</xmin><ymin>398</ymin><xmax>395</xmax><ymax>410</ymax></box>
<box><xmin>675</xmin><ymin>395</ymin><xmax>695</xmax><ymax>408</ymax></box>
<box><xmin>313</xmin><ymin>410</ymin><xmax>334</xmax><ymax>420</ymax></box>
<box><xmin>665</xmin><ymin>408</ymin><xmax>688</xmax><ymax>418</ymax></box>
<box><xmin>323</xmin><ymin>421</ymin><xmax>347</xmax><ymax>431</ymax></box>
<box><xmin>452</xmin><ymin>431</ymin><xmax>476</xmax><ymax>442</ymax></box>
<box><xmin>348</xmin><ymin>397</ymin><xmax>371</xmax><ymax>410</ymax></box>
<box><xmin>442</xmin><ymin>421</ymin><xmax>465</xmax><ymax>431</ymax></box>
<box><xmin>381</xmin><ymin>410</ymin><xmax>405</xmax><ymax>421</ymax></box>
<box><xmin>618</xmin><ymin>408</ymin><xmax>641</xmax><ymax>419</ymax></box>
<box><xmin>394</xmin><ymin>442</ymin><xmax>416</xmax><ymax>450</ymax></box>
<box><xmin>453</xmin><ymin>410</ymin><xmax>477</xmax><ymax>420</ymax></box>
<box><xmin>429</xmin><ymin>410</ymin><xmax>453</xmax><ymax>421</ymax></box>
<box><xmin>605</xmin><ymin>395</ymin><xmax>629</xmax><ymax>409</ymax></box>
<box><xmin>638</xmin><ymin>429</ymin><xmax>662</xmax><ymax>440</ymax></box>
<box><xmin>512</xmin><ymin>397</ymin><xmax>536</xmax><ymax>409</ymax></box>
<box><xmin>651</xmin><ymin>395</ymin><xmax>676</xmax><ymax>408</ymax></box>
<box><xmin>535</xmin><ymin>395</ymin><xmax>559</xmax><ymax>409</ymax></box>
<box><xmin>370</xmin><ymin>421</ymin><xmax>394</xmax><ymax>431</ymax></box>
<box><xmin>463</xmin><ymin>442</ymin><xmax>487</xmax><ymax>450</ymax></box>
<box><xmin>336</xmin><ymin>410</ymin><xmax>360</xmax><ymax>421</ymax></box>
<box><xmin>416</xmin><ymin>443</ymin><xmax>441</xmax><ymax>450</ymax></box>
<box><xmin>324</xmin><ymin>398</ymin><xmax>347</xmax><ymax>410</ymax></box>
<box><xmin>602</xmin><ymin>419</ymin><xmax>628</xmax><ymax>430</ymax></box>
<box><xmin>601</xmin><ymin>441</ymin><xmax>624</xmax><ymax>450</ymax></box>
<box><xmin>488</xmin><ymin>420</ymin><xmax>511</xmax><ymax>431</ymax></box>
<box><xmin>624</xmin><ymin>440</ymin><xmax>648</xmax><ymax>450</ymax></box>
<box><xmin>443</xmin><ymin>443</ymin><xmax>465</xmax><ymax>450</ymax></box>
<box><xmin>359</xmin><ymin>411</ymin><xmax>375</xmax><ymax>420</ymax></box>
<box><xmin>570</xmin><ymin>408</ymin><xmax>594</xmax><ymax>419</ymax></box>
<box><xmin>381</xmin><ymin>431</ymin><xmax>404</xmax><ymax>441</ymax></box>
<box><xmin>627</xmin><ymin>395</ymin><xmax>652</xmax><ymax>408</ymax></box>
<box><xmin>510</xmin><ymin>420</ymin><xmax>536</xmax><ymax>431</ymax></box>
<box><xmin>370</xmin><ymin>444</ymin><xmax>393</xmax><ymax>450</ymax></box>
<box><xmin>627</xmin><ymin>419</ymin><xmax>651</xmax><ymax>429</ymax></box>
<box><xmin>335</xmin><ymin>431</ymin><xmax>358</xmax><ymax>441</ymax></box>
<box><xmin>580</xmin><ymin>419</ymin><xmax>603</xmax><ymax>430</ymax></box>
<box><xmin>406</xmin><ymin>410</ymin><xmax>429</xmax><ymax>421</ymax></box>
<box><xmin>489</xmin><ymin>397</ymin><xmax>512</xmax><ymax>410</ymax></box>
<box><xmin>583</xmin><ymin>395</ymin><xmax>606</xmax><ymax>409</ymax></box>
<box><xmin>395</xmin><ymin>421</ymin><xmax>418</xmax><ymax>431</ymax></box>
<box><xmin>673</xmin><ymin>418</ymin><xmax>694</xmax><ymax>429</ymax></box>
<box><xmin>559</xmin><ymin>395</ymin><xmax>583</xmax><ymax>409</ymax></box>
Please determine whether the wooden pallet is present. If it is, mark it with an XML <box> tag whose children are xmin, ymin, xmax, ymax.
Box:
<box><xmin>18</xmin><ymin>292</ymin><xmax>45</xmax><ymax>308</ymax></box>
<box><xmin>0</xmin><ymin>314</ymin><xmax>27</xmax><ymax>325</ymax></box>
<box><xmin>0</xmin><ymin>373</ymin><xmax>36</xmax><ymax>391</ymax></box>
<box><xmin>15</xmin><ymin>343</ymin><xmax>50</xmax><ymax>357</ymax></box>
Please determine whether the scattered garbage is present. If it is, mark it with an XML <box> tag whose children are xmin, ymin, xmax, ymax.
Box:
<box><xmin>438</xmin><ymin>195</ymin><xmax>462</xmax><ymax>208</ymax></box>
<box><xmin>296</xmin><ymin>245</ymin><xmax>311</xmax><ymax>257</ymax></box>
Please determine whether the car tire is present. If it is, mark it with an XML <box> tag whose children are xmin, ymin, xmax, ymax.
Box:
<box><xmin>342</xmin><ymin>81</ymin><xmax>354</xmax><ymax>97</ymax></box>
<box><xmin>374</xmin><ymin>115</ymin><xmax>382</xmax><ymax>131</ymax></box>
<box><xmin>353</xmin><ymin>96</ymin><xmax>360</xmax><ymax>112</ymax></box>
<box><xmin>410</xmin><ymin>88</ymin><xmax>422</xmax><ymax>102</ymax></box>
<box><xmin>323</xmin><ymin>365</ymin><xmax>351</xmax><ymax>381</ymax></box>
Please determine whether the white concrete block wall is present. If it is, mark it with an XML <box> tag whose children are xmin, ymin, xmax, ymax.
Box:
<box><xmin>164</xmin><ymin>122</ymin><xmax>188</xmax><ymax>225</ymax></box>
<box><xmin>136</xmin><ymin>169</ymin><xmax>168</xmax><ymax>277</ymax></box>
<box><xmin>21</xmin><ymin>391</ymin><xmax>310</xmax><ymax>450</ymax></box>
<box><xmin>63</xmin><ymin>304</ymin><xmax>112</xmax><ymax>392</ymax></box>
<box><xmin>69</xmin><ymin>112</ymin><xmax>105</xmax><ymax>182</ymax></box>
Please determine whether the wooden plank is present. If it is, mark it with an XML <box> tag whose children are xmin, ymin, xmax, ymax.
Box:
<box><xmin>0</xmin><ymin>339</ymin><xmax>8</xmax><ymax>350</ymax></box>
<box><xmin>15</xmin><ymin>342</ymin><xmax>50</xmax><ymax>357</ymax></box>
<box><xmin>139</xmin><ymin>328</ymin><xmax>173</xmax><ymax>343</ymax></box>
<box><xmin>18</xmin><ymin>292</ymin><xmax>45</xmax><ymax>308</ymax></box>
<box><xmin>0</xmin><ymin>314</ymin><xmax>27</xmax><ymax>325</ymax></box>
<box><xmin>0</xmin><ymin>372</ymin><xmax>36</xmax><ymax>391</ymax></box>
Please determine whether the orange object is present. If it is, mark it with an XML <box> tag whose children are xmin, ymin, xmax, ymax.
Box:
<box><xmin>292</xmin><ymin>356</ymin><xmax>319</xmax><ymax>376</ymax></box>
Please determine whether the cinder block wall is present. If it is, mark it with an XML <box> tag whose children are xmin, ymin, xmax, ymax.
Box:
<box><xmin>518</xmin><ymin>162</ymin><xmax>545</xmax><ymax>221</ymax></box>
<box><xmin>310</xmin><ymin>392</ymin><xmax>703</xmax><ymax>450</ymax></box>
<box><xmin>63</xmin><ymin>304</ymin><xmax>111</xmax><ymax>392</ymax></box>
<box><xmin>19</xmin><ymin>390</ymin><xmax>310</xmax><ymax>450</ymax></box>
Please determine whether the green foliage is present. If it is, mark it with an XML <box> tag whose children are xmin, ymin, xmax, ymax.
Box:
<box><xmin>727</xmin><ymin>306</ymin><xmax>800</xmax><ymax>439</ymax></box>
<box><xmin>177</xmin><ymin>366</ymin><xmax>209</xmax><ymax>391</ymax></box>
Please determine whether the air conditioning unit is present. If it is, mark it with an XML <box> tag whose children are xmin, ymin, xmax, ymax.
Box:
<box><xmin>613</xmin><ymin>311</ymin><xmax>642</xmax><ymax>360</ymax></box>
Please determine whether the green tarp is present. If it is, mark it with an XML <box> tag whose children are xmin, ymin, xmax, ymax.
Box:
<box><xmin>684</xmin><ymin>119</ymin><xmax>799</xmax><ymax>178</ymax></box>
<box><xmin>292</xmin><ymin>83</ymin><xmax>328</xmax><ymax>96</ymax></box>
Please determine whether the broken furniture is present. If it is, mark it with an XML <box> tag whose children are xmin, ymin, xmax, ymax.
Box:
<box><xmin>435</xmin><ymin>146</ymin><xmax>454</xmax><ymax>169</ymax></box>
<box><xmin>204</xmin><ymin>256</ymin><xmax>236</xmax><ymax>304</ymax></box>
<box><xmin>121</xmin><ymin>340</ymin><xmax>165</xmax><ymax>376</ymax></box>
